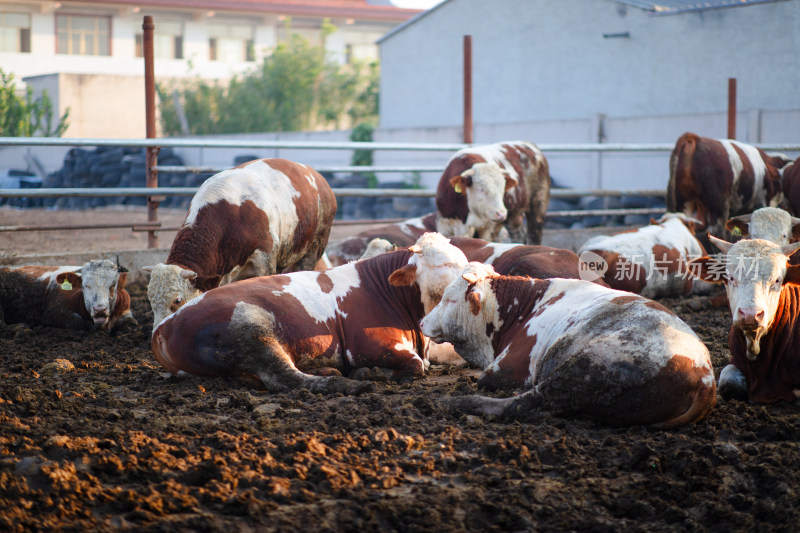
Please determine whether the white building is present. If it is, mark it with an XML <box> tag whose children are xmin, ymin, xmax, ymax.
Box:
<box><xmin>376</xmin><ymin>0</ymin><xmax>800</xmax><ymax>189</ymax></box>
<box><xmin>0</xmin><ymin>0</ymin><xmax>421</xmax><ymax>137</ymax></box>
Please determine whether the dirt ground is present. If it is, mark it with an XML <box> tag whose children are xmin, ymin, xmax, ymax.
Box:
<box><xmin>2</xmin><ymin>208</ymin><xmax>800</xmax><ymax>532</ymax></box>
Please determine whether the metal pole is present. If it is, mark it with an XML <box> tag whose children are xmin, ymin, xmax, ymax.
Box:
<box><xmin>463</xmin><ymin>35</ymin><xmax>473</xmax><ymax>144</ymax></box>
<box><xmin>727</xmin><ymin>78</ymin><xmax>737</xmax><ymax>140</ymax></box>
<box><xmin>143</xmin><ymin>16</ymin><xmax>160</xmax><ymax>249</ymax></box>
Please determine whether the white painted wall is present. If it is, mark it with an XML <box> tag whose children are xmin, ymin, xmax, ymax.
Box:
<box><xmin>379</xmin><ymin>0</ymin><xmax>800</xmax><ymax>133</ymax></box>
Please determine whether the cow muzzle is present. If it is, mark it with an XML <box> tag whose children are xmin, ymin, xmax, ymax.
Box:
<box><xmin>92</xmin><ymin>305</ymin><xmax>110</xmax><ymax>325</ymax></box>
<box><xmin>492</xmin><ymin>209</ymin><xmax>507</xmax><ymax>222</ymax></box>
<box><xmin>734</xmin><ymin>307</ymin><xmax>765</xmax><ymax>331</ymax></box>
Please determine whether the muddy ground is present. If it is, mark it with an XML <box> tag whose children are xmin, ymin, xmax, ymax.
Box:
<box><xmin>2</xmin><ymin>209</ymin><xmax>800</xmax><ymax>532</ymax></box>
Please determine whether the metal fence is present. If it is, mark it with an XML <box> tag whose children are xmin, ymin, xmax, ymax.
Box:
<box><xmin>2</xmin><ymin>136</ymin><xmax>799</xmax><ymax>246</ymax></box>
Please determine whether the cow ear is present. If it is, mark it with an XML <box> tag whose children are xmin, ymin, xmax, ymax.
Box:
<box><xmin>56</xmin><ymin>271</ymin><xmax>83</xmax><ymax>289</ymax></box>
<box><xmin>388</xmin><ymin>264</ymin><xmax>418</xmax><ymax>287</ymax></box>
<box><xmin>504</xmin><ymin>173</ymin><xmax>517</xmax><ymax>191</ymax></box>
<box><xmin>192</xmin><ymin>274</ymin><xmax>221</xmax><ymax>291</ymax></box>
<box><xmin>141</xmin><ymin>265</ymin><xmax>155</xmax><ymax>273</ymax></box>
<box><xmin>791</xmin><ymin>217</ymin><xmax>800</xmax><ymax>241</ymax></box>
<box><xmin>467</xmin><ymin>290</ymin><xmax>483</xmax><ymax>315</ymax></box>
<box><xmin>725</xmin><ymin>215</ymin><xmax>750</xmax><ymax>238</ymax></box>
<box><xmin>686</xmin><ymin>256</ymin><xmax>726</xmax><ymax>284</ymax></box>
<box><xmin>117</xmin><ymin>271</ymin><xmax>128</xmax><ymax>289</ymax></box>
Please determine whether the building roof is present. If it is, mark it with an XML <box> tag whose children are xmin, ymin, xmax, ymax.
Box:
<box><xmin>614</xmin><ymin>0</ymin><xmax>788</xmax><ymax>15</ymax></box>
<box><xmin>60</xmin><ymin>0</ymin><xmax>423</xmax><ymax>22</ymax></box>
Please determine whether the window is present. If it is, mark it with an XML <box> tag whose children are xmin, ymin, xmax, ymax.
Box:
<box><xmin>0</xmin><ymin>12</ymin><xmax>31</xmax><ymax>53</ymax></box>
<box><xmin>341</xmin><ymin>30</ymin><xmax>382</xmax><ymax>63</ymax></box>
<box><xmin>135</xmin><ymin>20</ymin><xmax>183</xmax><ymax>59</ymax></box>
<box><xmin>56</xmin><ymin>14</ymin><xmax>110</xmax><ymax>56</ymax></box>
<box><xmin>208</xmin><ymin>23</ymin><xmax>254</xmax><ymax>62</ymax></box>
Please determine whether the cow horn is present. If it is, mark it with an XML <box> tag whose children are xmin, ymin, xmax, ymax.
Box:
<box><xmin>180</xmin><ymin>269</ymin><xmax>198</xmax><ymax>280</ymax></box>
<box><xmin>709</xmin><ymin>234</ymin><xmax>734</xmax><ymax>253</ymax></box>
<box><xmin>791</xmin><ymin>216</ymin><xmax>800</xmax><ymax>226</ymax></box>
<box><xmin>408</xmin><ymin>244</ymin><xmax>422</xmax><ymax>254</ymax></box>
<box><xmin>116</xmin><ymin>255</ymin><xmax>129</xmax><ymax>273</ymax></box>
<box><xmin>781</xmin><ymin>242</ymin><xmax>800</xmax><ymax>257</ymax></box>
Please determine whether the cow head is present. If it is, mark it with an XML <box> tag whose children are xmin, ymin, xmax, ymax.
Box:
<box><xmin>688</xmin><ymin>236</ymin><xmax>800</xmax><ymax>360</ymax></box>
<box><xmin>450</xmin><ymin>162</ymin><xmax>517</xmax><ymax>236</ymax></box>
<box><xmin>420</xmin><ymin>262</ymin><xmax>500</xmax><ymax>369</ymax></box>
<box><xmin>726</xmin><ymin>207</ymin><xmax>800</xmax><ymax>246</ymax></box>
<box><xmin>56</xmin><ymin>259</ymin><xmax>127</xmax><ymax>329</ymax></box>
<box><xmin>388</xmin><ymin>232</ymin><xmax>468</xmax><ymax>313</ymax></box>
<box><xmin>143</xmin><ymin>263</ymin><xmax>203</xmax><ymax>331</ymax></box>
<box><xmin>360</xmin><ymin>238</ymin><xmax>396</xmax><ymax>261</ymax></box>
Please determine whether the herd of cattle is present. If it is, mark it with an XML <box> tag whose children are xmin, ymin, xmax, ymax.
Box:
<box><xmin>3</xmin><ymin>133</ymin><xmax>800</xmax><ymax>428</ymax></box>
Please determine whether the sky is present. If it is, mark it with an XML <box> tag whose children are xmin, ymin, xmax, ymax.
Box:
<box><xmin>391</xmin><ymin>0</ymin><xmax>445</xmax><ymax>8</ymax></box>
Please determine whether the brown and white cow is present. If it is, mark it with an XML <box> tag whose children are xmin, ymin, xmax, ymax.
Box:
<box><xmin>780</xmin><ymin>157</ymin><xmax>800</xmax><ymax>217</ymax></box>
<box><xmin>151</xmin><ymin>233</ymin><xmax>468</xmax><ymax>393</ymax></box>
<box><xmin>325</xmin><ymin>212</ymin><xmax>438</xmax><ymax>267</ymax></box>
<box><xmin>667</xmin><ymin>132</ymin><xmax>791</xmax><ymax>242</ymax></box>
<box><xmin>725</xmin><ymin>206</ymin><xmax>800</xmax><ymax>246</ymax></box>
<box><xmin>435</xmin><ymin>141</ymin><xmax>550</xmax><ymax>244</ymax></box>
<box><xmin>0</xmin><ymin>259</ymin><xmax>134</xmax><ymax>331</ymax></box>
<box><xmin>144</xmin><ymin>158</ymin><xmax>336</xmax><ymax>330</ymax></box>
<box><xmin>577</xmin><ymin>213</ymin><xmax>706</xmax><ymax>298</ymax></box>
<box><xmin>420</xmin><ymin>263</ymin><xmax>716</xmax><ymax>427</ymax></box>
<box><xmin>689</xmin><ymin>236</ymin><xmax>800</xmax><ymax>403</ymax></box>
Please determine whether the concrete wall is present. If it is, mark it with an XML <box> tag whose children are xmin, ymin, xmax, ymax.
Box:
<box><xmin>379</xmin><ymin>0</ymin><xmax>800</xmax><ymax>130</ymax></box>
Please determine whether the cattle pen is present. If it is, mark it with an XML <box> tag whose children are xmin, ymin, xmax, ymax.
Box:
<box><xmin>3</xmin><ymin>135</ymin><xmax>800</xmax><ymax>249</ymax></box>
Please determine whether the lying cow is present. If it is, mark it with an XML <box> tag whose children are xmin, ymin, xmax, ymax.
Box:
<box><xmin>325</xmin><ymin>212</ymin><xmax>437</xmax><ymax>267</ymax></box>
<box><xmin>151</xmin><ymin>233</ymin><xmax>468</xmax><ymax>393</ymax></box>
<box><xmin>420</xmin><ymin>262</ymin><xmax>716</xmax><ymax>427</ymax></box>
<box><xmin>435</xmin><ymin>141</ymin><xmax>550</xmax><ymax>244</ymax></box>
<box><xmin>0</xmin><ymin>260</ymin><xmax>134</xmax><ymax>331</ymax></box>
<box><xmin>689</xmin><ymin>236</ymin><xmax>800</xmax><ymax>403</ymax></box>
<box><xmin>145</xmin><ymin>158</ymin><xmax>336</xmax><ymax>330</ymax></box>
<box><xmin>577</xmin><ymin>213</ymin><xmax>705</xmax><ymax>298</ymax></box>
<box><xmin>667</xmin><ymin>132</ymin><xmax>791</xmax><ymax>241</ymax></box>
<box><xmin>726</xmin><ymin>206</ymin><xmax>800</xmax><ymax>246</ymax></box>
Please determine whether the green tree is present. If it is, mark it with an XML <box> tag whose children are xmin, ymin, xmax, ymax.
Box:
<box><xmin>0</xmin><ymin>68</ymin><xmax>70</xmax><ymax>137</ymax></box>
<box><xmin>157</xmin><ymin>24</ymin><xmax>379</xmax><ymax>136</ymax></box>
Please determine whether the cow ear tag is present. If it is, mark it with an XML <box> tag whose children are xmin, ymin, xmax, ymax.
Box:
<box><xmin>730</xmin><ymin>226</ymin><xmax>741</xmax><ymax>237</ymax></box>
<box><xmin>61</xmin><ymin>280</ymin><xmax>73</xmax><ymax>290</ymax></box>
<box><xmin>454</xmin><ymin>183</ymin><xmax>463</xmax><ymax>194</ymax></box>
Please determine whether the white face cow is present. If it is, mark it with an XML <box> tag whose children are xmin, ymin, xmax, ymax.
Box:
<box><xmin>143</xmin><ymin>263</ymin><xmax>202</xmax><ymax>331</ymax></box>
<box><xmin>420</xmin><ymin>262</ymin><xmax>500</xmax><ymax>369</ymax></box>
<box><xmin>57</xmin><ymin>259</ymin><xmax>127</xmax><ymax>328</ymax></box>
<box><xmin>451</xmin><ymin>162</ymin><xmax>516</xmax><ymax>236</ymax></box>
<box><xmin>691</xmin><ymin>236</ymin><xmax>800</xmax><ymax>359</ymax></box>
<box><xmin>387</xmin><ymin>232</ymin><xmax>468</xmax><ymax>314</ymax></box>
<box><xmin>726</xmin><ymin>207</ymin><xmax>800</xmax><ymax>246</ymax></box>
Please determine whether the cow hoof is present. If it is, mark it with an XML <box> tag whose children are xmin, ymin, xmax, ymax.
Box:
<box><xmin>350</xmin><ymin>367</ymin><xmax>395</xmax><ymax>382</ymax></box>
<box><xmin>718</xmin><ymin>364</ymin><xmax>749</xmax><ymax>402</ymax></box>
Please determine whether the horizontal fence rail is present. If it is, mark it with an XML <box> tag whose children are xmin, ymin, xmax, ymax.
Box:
<box><xmin>2</xmin><ymin>136</ymin><xmax>797</xmax><ymax>240</ymax></box>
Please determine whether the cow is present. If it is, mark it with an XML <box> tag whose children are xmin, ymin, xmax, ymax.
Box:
<box><xmin>325</xmin><ymin>212</ymin><xmax>437</xmax><ymax>267</ymax></box>
<box><xmin>419</xmin><ymin>262</ymin><xmax>716</xmax><ymax>427</ymax></box>
<box><xmin>144</xmin><ymin>158</ymin><xmax>337</xmax><ymax>330</ymax></box>
<box><xmin>150</xmin><ymin>233</ymin><xmax>468</xmax><ymax>393</ymax></box>
<box><xmin>689</xmin><ymin>236</ymin><xmax>800</xmax><ymax>404</ymax></box>
<box><xmin>435</xmin><ymin>141</ymin><xmax>550</xmax><ymax>245</ymax></box>
<box><xmin>576</xmin><ymin>213</ymin><xmax>706</xmax><ymax>298</ymax></box>
<box><xmin>0</xmin><ymin>259</ymin><xmax>134</xmax><ymax>331</ymax></box>
<box><xmin>725</xmin><ymin>206</ymin><xmax>800</xmax><ymax>246</ymax></box>
<box><xmin>666</xmin><ymin>132</ymin><xmax>791</xmax><ymax>244</ymax></box>
<box><xmin>780</xmin><ymin>157</ymin><xmax>800</xmax><ymax>217</ymax></box>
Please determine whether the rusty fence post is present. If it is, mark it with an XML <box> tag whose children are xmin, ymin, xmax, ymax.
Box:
<box><xmin>143</xmin><ymin>15</ymin><xmax>160</xmax><ymax>249</ymax></box>
<box><xmin>727</xmin><ymin>78</ymin><xmax>737</xmax><ymax>140</ymax></box>
<box><xmin>463</xmin><ymin>35</ymin><xmax>473</xmax><ymax>145</ymax></box>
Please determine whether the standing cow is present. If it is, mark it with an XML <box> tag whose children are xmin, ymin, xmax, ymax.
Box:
<box><xmin>780</xmin><ymin>156</ymin><xmax>800</xmax><ymax>217</ymax></box>
<box><xmin>420</xmin><ymin>263</ymin><xmax>716</xmax><ymax>427</ymax></box>
<box><xmin>144</xmin><ymin>158</ymin><xmax>336</xmax><ymax>330</ymax></box>
<box><xmin>151</xmin><ymin>233</ymin><xmax>468</xmax><ymax>393</ymax></box>
<box><xmin>666</xmin><ymin>132</ymin><xmax>791</xmax><ymax>242</ymax></box>
<box><xmin>0</xmin><ymin>260</ymin><xmax>133</xmax><ymax>331</ymax></box>
<box><xmin>435</xmin><ymin>141</ymin><xmax>550</xmax><ymax>245</ymax></box>
<box><xmin>689</xmin><ymin>236</ymin><xmax>800</xmax><ymax>403</ymax></box>
<box><xmin>577</xmin><ymin>213</ymin><xmax>705</xmax><ymax>298</ymax></box>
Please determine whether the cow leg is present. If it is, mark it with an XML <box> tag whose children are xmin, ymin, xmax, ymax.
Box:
<box><xmin>248</xmin><ymin>337</ymin><xmax>371</xmax><ymax>395</ymax></box>
<box><xmin>526</xmin><ymin>192</ymin><xmax>549</xmax><ymax>245</ymax></box>
<box><xmin>718</xmin><ymin>364</ymin><xmax>749</xmax><ymax>401</ymax></box>
<box><xmin>348</xmin><ymin>345</ymin><xmax>427</xmax><ymax>382</ymax></box>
